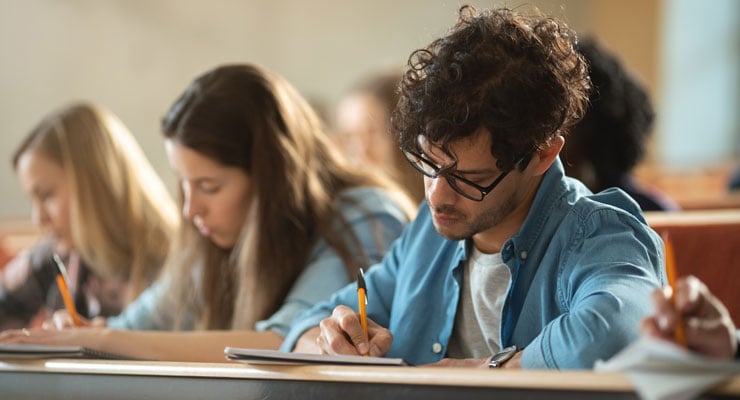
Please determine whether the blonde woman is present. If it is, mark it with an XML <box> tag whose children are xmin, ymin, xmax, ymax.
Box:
<box><xmin>0</xmin><ymin>103</ymin><xmax>178</xmax><ymax>330</ymax></box>
<box><xmin>0</xmin><ymin>64</ymin><xmax>414</xmax><ymax>362</ymax></box>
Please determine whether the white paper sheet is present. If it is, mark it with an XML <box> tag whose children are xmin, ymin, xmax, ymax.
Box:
<box><xmin>595</xmin><ymin>337</ymin><xmax>740</xmax><ymax>400</ymax></box>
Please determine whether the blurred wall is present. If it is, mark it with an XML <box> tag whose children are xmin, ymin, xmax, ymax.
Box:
<box><xmin>0</xmin><ymin>0</ymin><xmax>736</xmax><ymax>219</ymax></box>
<box><xmin>658</xmin><ymin>0</ymin><xmax>740</xmax><ymax>167</ymax></box>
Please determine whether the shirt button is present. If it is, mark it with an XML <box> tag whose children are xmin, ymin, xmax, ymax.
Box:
<box><xmin>432</xmin><ymin>342</ymin><xmax>443</xmax><ymax>353</ymax></box>
<box><xmin>520</xmin><ymin>251</ymin><xmax>528</xmax><ymax>260</ymax></box>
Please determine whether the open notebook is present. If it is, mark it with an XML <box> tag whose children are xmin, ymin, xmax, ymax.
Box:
<box><xmin>0</xmin><ymin>344</ymin><xmax>131</xmax><ymax>360</ymax></box>
<box><xmin>225</xmin><ymin>347</ymin><xmax>409</xmax><ymax>366</ymax></box>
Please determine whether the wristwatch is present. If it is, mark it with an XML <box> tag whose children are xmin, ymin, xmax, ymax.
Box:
<box><xmin>489</xmin><ymin>345</ymin><xmax>518</xmax><ymax>368</ymax></box>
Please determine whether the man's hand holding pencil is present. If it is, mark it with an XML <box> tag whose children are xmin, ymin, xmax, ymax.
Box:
<box><xmin>640</xmin><ymin>275</ymin><xmax>737</xmax><ymax>359</ymax></box>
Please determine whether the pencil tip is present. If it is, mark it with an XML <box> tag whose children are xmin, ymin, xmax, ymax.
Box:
<box><xmin>357</xmin><ymin>267</ymin><xmax>366</xmax><ymax>290</ymax></box>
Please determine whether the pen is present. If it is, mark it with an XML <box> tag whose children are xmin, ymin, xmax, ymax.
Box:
<box><xmin>662</xmin><ymin>233</ymin><xmax>687</xmax><ymax>347</ymax></box>
<box><xmin>52</xmin><ymin>253</ymin><xmax>83</xmax><ymax>327</ymax></box>
<box><xmin>357</xmin><ymin>267</ymin><xmax>369</xmax><ymax>356</ymax></box>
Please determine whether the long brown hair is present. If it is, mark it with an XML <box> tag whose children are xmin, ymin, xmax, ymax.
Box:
<box><xmin>162</xmin><ymin>64</ymin><xmax>414</xmax><ymax>329</ymax></box>
<box><xmin>12</xmin><ymin>102</ymin><xmax>178</xmax><ymax>300</ymax></box>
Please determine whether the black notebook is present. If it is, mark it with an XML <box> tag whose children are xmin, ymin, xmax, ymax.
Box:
<box><xmin>225</xmin><ymin>347</ymin><xmax>409</xmax><ymax>366</ymax></box>
<box><xmin>0</xmin><ymin>344</ymin><xmax>130</xmax><ymax>360</ymax></box>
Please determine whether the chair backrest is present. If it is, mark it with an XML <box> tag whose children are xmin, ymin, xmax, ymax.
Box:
<box><xmin>645</xmin><ymin>209</ymin><xmax>740</xmax><ymax>324</ymax></box>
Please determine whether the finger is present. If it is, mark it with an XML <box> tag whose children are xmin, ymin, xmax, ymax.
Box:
<box><xmin>366</xmin><ymin>319</ymin><xmax>393</xmax><ymax>357</ymax></box>
<box><xmin>675</xmin><ymin>276</ymin><xmax>728</xmax><ymax>326</ymax></box>
<box><xmin>315</xmin><ymin>335</ymin><xmax>328</xmax><ymax>355</ymax></box>
<box><xmin>0</xmin><ymin>329</ymin><xmax>21</xmax><ymax>343</ymax></box>
<box><xmin>90</xmin><ymin>317</ymin><xmax>107</xmax><ymax>328</ymax></box>
<box><xmin>51</xmin><ymin>311</ymin><xmax>75</xmax><ymax>330</ymax></box>
<box><xmin>640</xmin><ymin>316</ymin><xmax>672</xmax><ymax>340</ymax></box>
<box><xmin>318</xmin><ymin>314</ymin><xmax>360</xmax><ymax>355</ymax></box>
<box><xmin>639</xmin><ymin>317</ymin><xmax>660</xmax><ymax>337</ymax></box>
<box><xmin>650</xmin><ymin>286</ymin><xmax>672</xmax><ymax>311</ymax></box>
<box><xmin>0</xmin><ymin>329</ymin><xmax>34</xmax><ymax>344</ymax></box>
<box><xmin>675</xmin><ymin>276</ymin><xmax>703</xmax><ymax>315</ymax></box>
<box><xmin>649</xmin><ymin>286</ymin><xmax>672</xmax><ymax>318</ymax></box>
<box><xmin>333</xmin><ymin>305</ymin><xmax>369</xmax><ymax>355</ymax></box>
<box><xmin>649</xmin><ymin>287</ymin><xmax>677</xmax><ymax>334</ymax></box>
<box><xmin>685</xmin><ymin>315</ymin><xmax>736</xmax><ymax>358</ymax></box>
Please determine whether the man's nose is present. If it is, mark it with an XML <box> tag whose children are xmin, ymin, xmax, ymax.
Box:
<box><xmin>426</xmin><ymin>175</ymin><xmax>458</xmax><ymax>205</ymax></box>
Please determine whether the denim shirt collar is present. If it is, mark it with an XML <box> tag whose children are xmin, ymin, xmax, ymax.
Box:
<box><xmin>457</xmin><ymin>157</ymin><xmax>568</xmax><ymax>264</ymax></box>
<box><xmin>449</xmin><ymin>157</ymin><xmax>569</xmax><ymax>294</ymax></box>
<box><xmin>503</xmin><ymin>157</ymin><xmax>568</xmax><ymax>262</ymax></box>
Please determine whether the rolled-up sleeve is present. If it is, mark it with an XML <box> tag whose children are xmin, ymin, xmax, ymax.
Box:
<box><xmin>522</xmin><ymin>210</ymin><xmax>664</xmax><ymax>369</ymax></box>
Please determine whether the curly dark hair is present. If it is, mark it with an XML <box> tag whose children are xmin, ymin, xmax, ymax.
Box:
<box><xmin>564</xmin><ymin>37</ymin><xmax>655</xmax><ymax>191</ymax></box>
<box><xmin>393</xmin><ymin>6</ymin><xmax>590</xmax><ymax>171</ymax></box>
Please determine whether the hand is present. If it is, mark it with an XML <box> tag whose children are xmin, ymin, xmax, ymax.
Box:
<box><xmin>640</xmin><ymin>275</ymin><xmax>737</xmax><ymax>358</ymax></box>
<box><xmin>41</xmin><ymin>310</ymin><xmax>106</xmax><ymax>330</ymax></box>
<box><xmin>315</xmin><ymin>305</ymin><xmax>393</xmax><ymax>357</ymax></box>
<box><xmin>0</xmin><ymin>325</ymin><xmax>103</xmax><ymax>347</ymax></box>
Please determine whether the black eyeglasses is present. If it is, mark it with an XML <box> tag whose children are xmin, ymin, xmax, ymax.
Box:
<box><xmin>403</xmin><ymin>148</ymin><xmax>525</xmax><ymax>202</ymax></box>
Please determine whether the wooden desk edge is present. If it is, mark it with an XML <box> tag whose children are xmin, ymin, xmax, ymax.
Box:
<box><xmin>644</xmin><ymin>209</ymin><xmax>740</xmax><ymax>226</ymax></box>
<box><xmin>2</xmin><ymin>358</ymin><xmax>738</xmax><ymax>395</ymax></box>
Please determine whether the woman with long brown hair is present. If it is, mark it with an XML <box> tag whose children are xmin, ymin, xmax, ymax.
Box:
<box><xmin>1</xmin><ymin>64</ymin><xmax>414</xmax><ymax>361</ymax></box>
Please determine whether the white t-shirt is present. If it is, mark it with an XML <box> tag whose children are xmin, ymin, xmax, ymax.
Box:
<box><xmin>446</xmin><ymin>246</ymin><xmax>512</xmax><ymax>358</ymax></box>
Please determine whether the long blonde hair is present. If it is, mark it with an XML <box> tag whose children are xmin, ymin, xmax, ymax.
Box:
<box><xmin>162</xmin><ymin>64</ymin><xmax>414</xmax><ymax>329</ymax></box>
<box><xmin>12</xmin><ymin>102</ymin><xmax>179</xmax><ymax>300</ymax></box>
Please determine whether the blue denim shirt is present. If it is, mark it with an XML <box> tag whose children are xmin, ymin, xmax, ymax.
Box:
<box><xmin>107</xmin><ymin>187</ymin><xmax>410</xmax><ymax>336</ymax></box>
<box><xmin>282</xmin><ymin>158</ymin><xmax>665</xmax><ymax>369</ymax></box>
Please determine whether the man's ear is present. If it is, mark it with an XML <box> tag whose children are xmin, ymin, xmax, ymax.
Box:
<box><xmin>529</xmin><ymin>135</ymin><xmax>564</xmax><ymax>176</ymax></box>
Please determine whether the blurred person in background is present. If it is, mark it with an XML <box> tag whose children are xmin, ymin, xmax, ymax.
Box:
<box><xmin>335</xmin><ymin>66</ymin><xmax>425</xmax><ymax>204</ymax></box>
<box><xmin>0</xmin><ymin>102</ymin><xmax>178</xmax><ymax>330</ymax></box>
<box><xmin>562</xmin><ymin>37</ymin><xmax>679</xmax><ymax>212</ymax></box>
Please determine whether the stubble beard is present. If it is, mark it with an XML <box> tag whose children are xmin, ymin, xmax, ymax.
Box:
<box><xmin>430</xmin><ymin>191</ymin><xmax>518</xmax><ymax>242</ymax></box>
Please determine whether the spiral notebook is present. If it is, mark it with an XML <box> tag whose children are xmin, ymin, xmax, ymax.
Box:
<box><xmin>225</xmin><ymin>347</ymin><xmax>409</xmax><ymax>366</ymax></box>
<box><xmin>0</xmin><ymin>344</ymin><xmax>131</xmax><ymax>360</ymax></box>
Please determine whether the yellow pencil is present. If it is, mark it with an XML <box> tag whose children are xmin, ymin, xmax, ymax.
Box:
<box><xmin>662</xmin><ymin>233</ymin><xmax>687</xmax><ymax>347</ymax></box>
<box><xmin>52</xmin><ymin>254</ymin><xmax>83</xmax><ymax>327</ymax></box>
<box><xmin>357</xmin><ymin>268</ymin><xmax>369</xmax><ymax>356</ymax></box>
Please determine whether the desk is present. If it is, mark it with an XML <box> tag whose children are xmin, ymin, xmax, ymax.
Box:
<box><xmin>1</xmin><ymin>359</ymin><xmax>739</xmax><ymax>399</ymax></box>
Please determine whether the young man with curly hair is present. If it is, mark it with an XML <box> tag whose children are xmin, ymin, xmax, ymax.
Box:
<box><xmin>281</xmin><ymin>6</ymin><xmax>665</xmax><ymax>370</ymax></box>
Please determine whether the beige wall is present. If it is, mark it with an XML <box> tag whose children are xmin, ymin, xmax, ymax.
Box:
<box><xmin>581</xmin><ymin>0</ymin><xmax>660</xmax><ymax>96</ymax></box>
<box><xmin>0</xmin><ymin>0</ymin><xmax>586</xmax><ymax>219</ymax></box>
<box><xmin>579</xmin><ymin>0</ymin><xmax>661</xmax><ymax>163</ymax></box>
<box><xmin>1</xmin><ymin>0</ymin><xmax>735</xmax><ymax>219</ymax></box>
